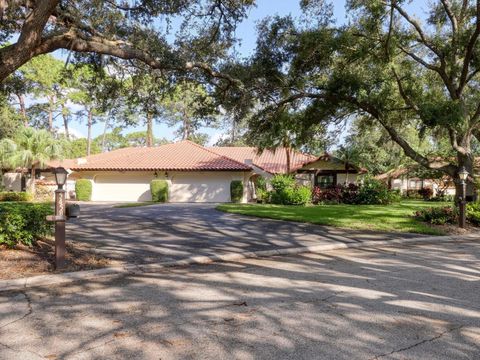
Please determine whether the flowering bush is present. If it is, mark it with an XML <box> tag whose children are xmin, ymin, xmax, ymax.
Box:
<box><xmin>418</xmin><ymin>187</ymin><xmax>434</xmax><ymax>200</ymax></box>
<box><xmin>313</xmin><ymin>179</ymin><xmax>399</xmax><ymax>205</ymax></box>
<box><xmin>414</xmin><ymin>206</ymin><xmax>458</xmax><ymax>225</ymax></box>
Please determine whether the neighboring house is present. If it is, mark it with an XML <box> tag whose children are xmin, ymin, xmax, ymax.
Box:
<box><xmin>375</xmin><ymin>167</ymin><xmax>457</xmax><ymax>196</ymax></box>
<box><xmin>2</xmin><ymin>140</ymin><xmax>365</xmax><ymax>203</ymax></box>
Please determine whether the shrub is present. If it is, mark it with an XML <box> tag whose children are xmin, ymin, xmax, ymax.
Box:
<box><xmin>255</xmin><ymin>176</ymin><xmax>268</xmax><ymax>191</ymax></box>
<box><xmin>230</xmin><ymin>180</ymin><xmax>244</xmax><ymax>203</ymax></box>
<box><xmin>75</xmin><ymin>179</ymin><xmax>92</xmax><ymax>201</ymax></box>
<box><xmin>404</xmin><ymin>189</ymin><xmax>423</xmax><ymax>199</ymax></box>
<box><xmin>414</xmin><ymin>206</ymin><xmax>458</xmax><ymax>225</ymax></box>
<box><xmin>355</xmin><ymin>178</ymin><xmax>397</xmax><ymax>205</ymax></box>
<box><xmin>256</xmin><ymin>188</ymin><xmax>269</xmax><ymax>203</ymax></box>
<box><xmin>270</xmin><ymin>174</ymin><xmax>296</xmax><ymax>192</ymax></box>
<box><xmin>289</xmin><ymin>186</ymin><xmax>312</xmax><ymax>205</ymax></box>
<box><xmin>0</xmin><ymin>191</ymin><xmax>33</xmax><ymax>202</ymax></box>
<box><xmin>312</xmin><ymin>185</ymin><xmax>343</xmax><ymax>204</ymax></box>
<box><xmin>0</xmin><ymin>202</ymin><xmax>53</xmax><ymax>247</ymax></box>
<box><xmin>467</xmin><ymin>202</ymin><xmax>480</xmax><ymax>225</ymax></box>
<box><xmin>418</xmin><ymin>187</ymin><xmax>434</xmax><ymax>200</ymax></box>
<box><xmin>151</xmin><ymin>179</ymin><xmax>168</xmax><ymax>202</ymax></box>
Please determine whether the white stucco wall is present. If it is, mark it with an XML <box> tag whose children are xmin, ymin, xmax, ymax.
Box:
<box><xmin>71</xmin><ymin>170</ymin><xmax>252</xmax><ymax>203</ymax></box>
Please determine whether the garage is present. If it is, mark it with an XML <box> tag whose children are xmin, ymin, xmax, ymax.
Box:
<box><xmin>169</xmin><ymin>172</ymin><xmax>234</xmax><ymax>203</ymax></box>
<box><xmin>92</xmin><ymin>172</ymin><xmax>154</xmax><ymax>202</ymax></box>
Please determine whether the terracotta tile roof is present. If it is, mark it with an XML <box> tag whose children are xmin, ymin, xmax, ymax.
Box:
<box><xmin>208</xmin><ymin>147</ymin><xmax>318</xmax><ymax>174</ymax></box>
<box><xmin>63</xmin><ymin>141</ymin><xmax>252</xmax><ymax>171</ymax></box>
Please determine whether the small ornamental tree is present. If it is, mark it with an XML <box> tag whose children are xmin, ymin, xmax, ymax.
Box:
<box><xmin>75</xmin><ymin>179</ymin><xmax>92</xmax><ymax>201</ymax></box>
<box><xmin>151</xmin><ymin>180</ymin><xmax>168</xmax><ymax>202</ymax></box>
<box><xmin>230</xmin><ymin>180</ymin><xmax>244</xmax><ymax>203</ymax></box>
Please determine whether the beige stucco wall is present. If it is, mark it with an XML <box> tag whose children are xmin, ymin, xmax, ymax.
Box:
<box><xmin>71</xmin><ymin>170</ymin><xmax>252</xmax><ymax>203</ymax></box>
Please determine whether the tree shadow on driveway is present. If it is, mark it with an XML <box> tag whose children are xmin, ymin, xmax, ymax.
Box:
<box><xmin>66</xmin><ymin>203</ymin><xmax>426</xmax><ymax>264</ymax></box>
<box><xmin>0</xmin><ymin>241</ymin><xmax>479</xmax><ymax>359</ymax></box>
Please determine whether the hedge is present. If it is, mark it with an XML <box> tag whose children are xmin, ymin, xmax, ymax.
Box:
<box><xmin>0</xmin><ymin>202</ymin><xmax>53</xmax><ymax>247</ymax></box>
<box><xmin>230</xmin><ymin>180</ymin><xmax>244</xmax><ymax>203</ymax></box>
<box><xmin>0</xmin><ymin>191</ymin><xmax>33</xmax><ymax>202</ymax></box>
<box><xmin>151</xmin><ymin>179</ymin><xmax>168</xmax><ymax>202</ymax></box>
<box><xmin>75</xmin><ymin>179</ymin><xmax>92</xmax><ymax>201</ymax></box>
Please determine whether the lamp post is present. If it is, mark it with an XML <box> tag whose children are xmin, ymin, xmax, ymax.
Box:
<box><xmin>53</xmin><ymin>167</ymin><xmax>68</xmax><ymax>269</ymax></box>
<box><xmin>458</xmin><ymin>166</ymin><xmax>469</xmax><ymax>229</ymax></box>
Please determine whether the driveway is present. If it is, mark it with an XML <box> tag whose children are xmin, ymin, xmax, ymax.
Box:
<box><xmin>1</xmin><ymin>241</ymin><xmax>479</xmax><ymax>359</ymax></box>
<box><xmin>67</xmin><ymin>203</ymin><xmax>424</xmax><ymax>264</ymax></box>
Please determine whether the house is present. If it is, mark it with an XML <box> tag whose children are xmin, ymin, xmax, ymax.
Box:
<box><xmin>375</xmin><ymin>161</ymin><xmax>480</xmax><ymax>198</ymax></box>
<box><xmin>2</xmin><ymin>141</ymin><xmax>365</xmax><ymax>202</ymax></box>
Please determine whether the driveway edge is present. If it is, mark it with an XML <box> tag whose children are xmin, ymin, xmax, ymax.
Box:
<box><xmin>0</xmin><ymin>234</ymin><xmax>477</xmax><ymax>292</ymax></box>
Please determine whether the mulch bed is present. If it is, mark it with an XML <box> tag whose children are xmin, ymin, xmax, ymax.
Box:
<box><xmin>0</xmin><ymin>239</ymin><xmax>114</xmax><ymax>280</ymax></box>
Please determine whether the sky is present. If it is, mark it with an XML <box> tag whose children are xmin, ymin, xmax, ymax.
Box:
<box><xmin>48</xmin><ymin>0</ymin><xmax>425</xmax><ymax>147</ymax></box>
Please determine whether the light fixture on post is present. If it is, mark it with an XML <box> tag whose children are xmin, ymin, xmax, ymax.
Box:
<box><xmin>458</xmin><ymin>166</ymin><xmax>469</xmax><ymax>228</ymax></box>
<box><xmin>54</xmin><ymin>167</ymin><xmax>68</xmax><ymax>189</ymax></box>
<box><xmin>52</xmin><ymin>167</ymin><xmax>68</xmax><ymax>269</ymax></box>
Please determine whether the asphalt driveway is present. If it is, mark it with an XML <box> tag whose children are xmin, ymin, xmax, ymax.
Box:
<box><xmin>1</xmin><ymin>241</ymin><xmax>479</xmax><ymax>359</ymax></box>
<box><xmin>67</xmin><ymin>203</ymin><xmax>424</xmax><ymax>264</ymax></box>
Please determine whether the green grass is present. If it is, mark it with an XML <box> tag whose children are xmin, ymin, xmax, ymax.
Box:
<box><xmin>113</xmin><ymin>202</ymin><xmax>158</xmax><ymax>208</ymax></box>
<box><xmin>217</xmin><ymin>200</ymin><xmax>451</xmax><ymax>235</ymax></box>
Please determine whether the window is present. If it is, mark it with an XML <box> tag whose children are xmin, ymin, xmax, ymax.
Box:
<box><xmin>316</xmin><ymin>174</ymin><xmax>335</xmax><ymax>189</ymax></box>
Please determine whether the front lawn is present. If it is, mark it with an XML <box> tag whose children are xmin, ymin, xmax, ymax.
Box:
<box><xmin>217</xmin><ymin>200</ymin><xmax>451</xmax><ymax>235</ymax></box>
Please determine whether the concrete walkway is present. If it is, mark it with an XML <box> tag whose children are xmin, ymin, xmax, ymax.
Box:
<box><xmin>1</xmin><ymin>240</ymin><xmax>479</xmax><ymax>359</ymax></box>
<box><xmin>68</xmin><ymin>203</ymin><xmax>424</xmax><ymax>264</ymax></box>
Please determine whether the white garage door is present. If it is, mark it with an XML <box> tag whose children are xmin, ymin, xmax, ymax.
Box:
<box><xmin>169</xmin><ymin>173</ymin><xmax>232</xmax><ymax>202</ymax></box>
<box><xmin>92</xmin><ymin>173</ymin><xmax>153</xmax><ymax>202</ymax></box>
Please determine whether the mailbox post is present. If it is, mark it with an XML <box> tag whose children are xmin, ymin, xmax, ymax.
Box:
<box><xmin>50</xmin><ymin>167</ymin><xmax>68</xmax><ymax>269</ymax></box>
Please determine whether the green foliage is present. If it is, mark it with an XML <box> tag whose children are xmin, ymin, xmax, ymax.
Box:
<box><xmin>255</xmin><ymin>176</ymin><xmax>267</xmax><ymax>191</ymax></box>
<box><xmin>68</xmin><ymin>138</ymin><xmax>101</xmax><ymax>158</ymax></box>
<box><xmin>269</xmin><ymin>175</ymin><xmax>311</xmax><ymax>205</ymax></box>
<box><xmin>0</xmin><ymin>95</ymin><xmax>21</xmax><ymax>140</ymax></box>
<box><xmin>162</xmin><ymin>81</ymin><xmax>219</xmax><ymax>141</ymax></box>
<box><xmin>414</xmin><ymin>206</ymin><xmax>458</xmax><ymax>225</ymax></box>
<box><xmin>150</xmin><ymin>180</ymin><xmax>168</xmax><ymax>202</ymax></box>
<box><xmin>75</xmin><ymin>179</ymin><xmax>92</xmax><ymax>201</ymax></box>
<box><xmin>355</xmin><ymin>178</ymin><xmax>399</xmax><ymax>205</ymax></box>
<box><xmin>230</xmin><ymin>180</ymin><xmax>244</xmax><ymax>203</ymax></box>
<box><xmin>467</xmin><ymin>202</ymin><xmax>480</xmax><ymax>226</ymax></box>
<box><xmin>0</xmin><ymin>202</ymin><xmax>53</xmax><ymax>247</ymax></box>
<box><xmin>0</xmin><ymin>138</ymin><xmax>17</xmax><ymax>170</ymax></box>
<box><xmin>0</xmin><ymin>192</ymin><xmax>33</xmax><ymax>202</ymax></box>
<box><xmin>270</xmin><ymin>174</ymin><xmax>296</xmax><ymax>192</ymax></box>
<box><xmin>13</xmin><ymin>127</ymin><xmax>64</xmax><ymax>171</ymax></box>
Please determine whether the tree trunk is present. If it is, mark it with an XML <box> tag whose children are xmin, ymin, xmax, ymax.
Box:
<box><xmin>87</xmin><ymin>108</ymin><xmax>93</xmax><ymax>156</ymax></box>
<box><xmin>285</xmin><ymin>147</ymin><xmax>291</xmax><ymax>174</ymax></box>
<box><xmin>146</xmin><ymin>111</ymin><xmax>153</xmax><ymax>147</ymax></box>
<box><xmin>28</xmin><ymin>164</ymin><xmax>36</xmax><ymax>194</ymax></box>
<box><xmin>182</xmin><ymin>113</ymin><xmax>190</xmax><ymax>140</ymax></box>
<box><xmin>62</xmin><ymin>104</ymin><xmax>69</xmax><ymax>140</ymax></box>
<box><xmin>48</xmin><ymin>95</ymin><xmax>54</xmax><ymax>132</ymax></box>
<box><xmin>231</xmin><ymin>117</ymin><xmax>236</xmax><ymax>143</ymax></box>
<box><xmin>101</xmin><ymin>118</ymin><xmax>109</xmax><ymax>152</ymax></box>
<box><xmin>17</xmin><ymin>93</ymin><xmax>28</xmax><ymax>127</ymax></box>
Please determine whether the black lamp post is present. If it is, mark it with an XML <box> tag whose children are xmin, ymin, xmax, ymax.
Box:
<box><xmin>458</xmin><ymin>166</ymin><xmax>469</xmax><ymax>228</ymax></box>
<box><xmin>53</xmin><ymin>167</ymin><xmax>68</xmax><ymax>269</ymax></box>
